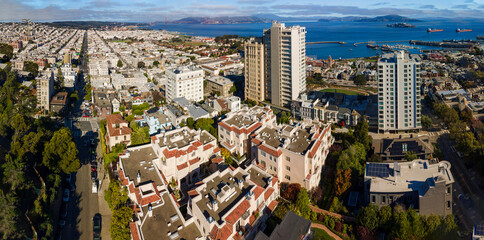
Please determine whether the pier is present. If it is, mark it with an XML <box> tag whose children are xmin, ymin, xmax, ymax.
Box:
<box><xmin>306</xmin><ymin>41</ymin><xmax>346</xmax><ymax>45</ymax></box>
<box><xmin>354</xmin><ymin>40</ymin><xmax>411</xmax><ymax>46</ymax></box>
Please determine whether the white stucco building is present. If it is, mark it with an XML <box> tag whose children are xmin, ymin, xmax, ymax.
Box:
<box><xmin>166</xmin><ymin>65</ymin><xmax>204</xmax><ymax>102</ymax></box>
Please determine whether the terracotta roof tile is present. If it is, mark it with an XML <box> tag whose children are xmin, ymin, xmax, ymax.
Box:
<box><xmin>225</xmin><ymin>199</ymin><xmax>250</xmax><ymax>225</ymax></box>
<box><xmin>267</xmin><ymin>200</ymin><xmax>278</xmax><ymax>212</ymax></box>
<box><xmin>253</xmin><ymin>186</ymin><xmax>264</xmax><ymax>199</ymax></box>
<box><xmin>130</xmin><ymin>222</ymin><xmax>141</xmax><ymax>240</ymax></box>
<box><xmin>264</xmin><ymin>187</ymin><xmax>274</xmax><ymax>201</ymax></box>
<box><xmin>204</xmin><ymin>143</ymin><xmax>214</xmax><ymax>151</ymax></box>
<box><xmin>189</xmin><ymin>157</ymin><xmax>200</xmax><ymax>165</ymax></box>
<box><xmin>177</xmin><ymin>162</ymin><xmax>188</xmax><ymax>171</ymax></box>
<box><xmin>213</xmin><ymin>147</ymin><xmax>220</xmax><ymax>153</ymax></box>
<box><xmin>258</xmin><ymin>144</ymin><xmax>282</xmax><ymax>157</ymax></box>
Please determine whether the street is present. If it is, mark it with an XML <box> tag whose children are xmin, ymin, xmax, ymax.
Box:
<box><xmin>59</xmin><ymin>31</ymin><xmax>111</xmax><ymax>240</ymax></box>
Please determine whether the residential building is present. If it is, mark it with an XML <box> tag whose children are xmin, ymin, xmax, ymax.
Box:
<box><xmin>50</xmin><ymin>92</ymin><xmax>68</xmax><ymax>114</ymax></box>
<box><xmin>151</xmin><ymin>127</ymin><xmax>220</xmax><ymax>186</ymax></box>
<box><xmin>36</xmin><ymin>70</ymin><xmax>55</xmax><ymax>112</ymax></box>
<box><xmin>105</xmin><ymin>114</ymin><xmax>132</xmax><ymax>149</ymax></box>
<box><xmin>61</xmin><ymin>63</ymin><xmax>77</xmax><ymax>91</ymax></box>
<box><xmin>63</xmin><ymin>52</ymin><xmax>71</xmax><ymax>65</ymax></box>
<box><xmin>204</xmin><ymin>75</ymin><xmax>233</xmax><ymax>97</ymax></box>
<box><xmin>363</xmin><ymin>159</ymin><xmax>454</xmax><ymax>216</ymax></box>
<box><xmin>139</xmin><ymin>107</ymin><xmax>173</xmax><ymax>135</ymax></box>
<box><xmin>244</xmin><ymin>37</ymin><xmax>265</xmax><ymax>102</ymax></box>
<box><xmin>254</xmin><ymin>211</ymin><xmax>311</xmax><ymax>240</ymax></box>
<box><xmin>251</xmin><ymin>121</ymin><xmax>333</xmax><ymax>190</ymax></box>
<box><xmin>225</xmin><ymin>96</ymin><xmax>241</xmax><ymax>112</ymax></box>
<box><xmin>372</xmin><ymin>135</ymin><xmax>433</xmax><ymax>161</ymax></box>
<box><xmin>166</xmin><ymin>65</ymin><xmax>204</xmax><ymax>102</ymax></box>
<box><xmin>264</xmin><ymin>21</ymin><xmax>306</xmax><ymax>107</ymax></box>
<box><xmin>218</xmin><ymin>105</ymin><xmax>276</xmax><ymax>156</ymax></box>
<box><xmin>473</xmin><ymin>225</ymin><xmax>484</xmax><ymax>240</ymax></box>
<box><xmin>188</xmin><ymin>165</ymin><xmax>279</xmax><ymax>240</ymax></box>
<box><xmin>378</xmin><ymin>51</ymin><xmax>422</xmax><ymax>133</ymax></box>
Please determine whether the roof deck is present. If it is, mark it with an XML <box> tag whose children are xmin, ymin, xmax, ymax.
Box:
<box><xmin>121</xmin><ymin>145</ymin><xmax>161</xmax><ymax>186</ymax></box>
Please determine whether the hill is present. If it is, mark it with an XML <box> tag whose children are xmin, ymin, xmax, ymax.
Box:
<box><xmin>318</xmin><ymin>15</ymin><xmax>421</xmax><ymax>22</ymax></box>
<box><xmin>171</xmin><ymin>16</ymin><xmax>270</xmax><ymax>24</ymax></box>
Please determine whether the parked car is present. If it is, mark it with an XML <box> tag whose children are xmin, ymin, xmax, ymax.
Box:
<box><xmin>92</xmin><ymin>181</ymin><xmax>98</xmax><ymax>193</ymax></box>
<box><xmin>93</xmin><ymin>214</ymin><xmax>102</xmax><ymax>239</ymax></box>
<box><xmin>61</xmin><ymin>203</ymin><xmax>68</xmax><ymax>218</ymax></box>
<box><xmin>65</xmin><ymin>173</ymin><xmax>71</xmax><ymax>183</ymax></box>
<box><xmin>91</xmin><ymin>163</ymin><xmax>97</xmax><ymax>172</ymax></box>
<box><xmin>62</xmin><ymin>189</ymin><xmax>70</xmax><ymax>202</ymax></box>
<box><xmin>91</xmin><ymin>171</ymin><xmax>97</xmax><ymax>181</ymax></box>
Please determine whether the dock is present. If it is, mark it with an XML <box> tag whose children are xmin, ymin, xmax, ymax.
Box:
<box><xmin>306</xmin><ymin>41</ymin><xmax>346</xmax><ymax>45</ymax></box>
<box><xmin>354</xmin><ymin>40</ymin><xmax>411</xmax><ymax>46</ymax></box>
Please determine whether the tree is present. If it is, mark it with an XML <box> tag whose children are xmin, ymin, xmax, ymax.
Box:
<box><xmin>421</xmin><ymin>115</ymin><xmax>433</xmax><ymax>130</ymax></box>
<box><xmin>295</xmin><ymin>188</ymin><xmax>311</xmax><ymax>218</ymax></box>
<box><xmin>353</xmin><ymin>74</ymin><xmax>367</xmax><ymax>86</ymax></box>
<box><xmin>55</xmin><ymin>67</ymin><xmax>64</xmax><ymax>91</ymax></box>
<box><xmin>378</xmin><ymin>205</ymin><xmax>392</xmax><ymax>232</ymax></box>
<box><xmin>110</xmin><ymin>206</ymin><xmax>132</xmax><ymax>240</ymax></box>
<box><xmin>229</xmin><ymin>85</ymin><xmax>236</xmax><ymax>94</ymax></box>
<box><xmin>357</xmin><ymin>204</ymin><xmax>379</xmax><ymax>231</ymax></box>
<box><xmin>334</xmin><ymin>169</ymin><xmax>352</xmax><ymax>197</ymax></box>
<box><xmin>309</xmin><ymin>186</ymin><xmax>323</xmax><ymax>203</ymax></box>
<box><xmin>405</xmin><ymin>151</ymin><xmax>417</xmax><ymax>161</ymax></box>
<box><xmin>187</xmin><ymin>117</ymin><xmax>195</xmax><ymax>129</ymax></box>
<box><xmin>281</xmin><ymin>183</ymin><xmax>301</xmax><ymax>202</ymax></box>
<box><xmin>42</xmin><ymin>128</ymin><xmax>80</xmax><ymax>174</ymax></box>
<box><xmin>354</xmin><ymin>116</ymin><xmax>371</xmax><ymax>151</ymax></box>
<box><xmin>153</xmin><ymin>60</ymin><xmax>159</xmax><ymax>67</ymax></box>
<box><xmin>131</xmin><ymin>125</ymin><xmax>150</xmax><ymax>145</ymax></box>
<box><xmin>117</xmin><ymin>59</ymin><xmax>123</xmax><ymax>68</ymax></box>
<box><xmin>336</xmin><ymin>143</ymin><xmax>366</xmax><ymax>175</ymax></box>
<box><xmin>356</xmin><ymin>225</ymin><xmax>373</xmax><ymax>240</ymax></box>
<box><xmin>23</xmin><ymin>61</ymin><xmax>39</xmax><ymax>78</ymax></box>
<box><xmin>104</xmin><ymin>180</ymin><xmax>128</xmax><ymax>209</ymax></box>
<box><xmin>137</xmin><ymin>61</ymin><xmax>145</xmax><ymax>69</ymax></box>
<box><xmin>0</xmin><ymin>43</ymin><xmax>14</xmax><ymax>60</ymax></box>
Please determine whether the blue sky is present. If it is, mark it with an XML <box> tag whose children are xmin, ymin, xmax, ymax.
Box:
<box><xmin>1</xmin><ymin>0</ymin><xmax>484</xmax><ymax>21</ymax></box>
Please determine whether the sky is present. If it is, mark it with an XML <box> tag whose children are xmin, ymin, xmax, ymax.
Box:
<box><xmin>1</xmin><ymin>0</ymin><xmax>484</xmax><ymax>22</ymax></box>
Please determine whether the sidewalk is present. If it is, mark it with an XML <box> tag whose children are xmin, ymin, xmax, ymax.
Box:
<box><xmin>96</xmin><ymin>135</ymin><xmax>112</xmax><ymax>240</ymax></box>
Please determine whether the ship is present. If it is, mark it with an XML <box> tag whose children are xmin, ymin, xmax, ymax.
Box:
<box><xmin>456</xmin><ymin>28</ymin><xmax>472</xmax><ymax>32</ymax></box>
<box><xmin>386</xmin><ymin>23</ymin><xmax>416</xmax><ymax>28</ymax></box>
<box><xmin>427</xmin><ymin>28</ymin><xmax>443</xmax><ymax>32</ymax></box>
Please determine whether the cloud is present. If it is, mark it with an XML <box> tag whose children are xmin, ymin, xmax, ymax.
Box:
<box><xmin>464</xmin><ymin>0</ymin><xmax>475</xmax><ymax>3</ymax></box>
<box><xmin>453</xmin><ymin>4</ymin><xmax>469</xmax><ymax>9</ymax></box>
<box><xmin>371</xmin><ymin>2</ymin><xmax>390</xmax><ymax>6</ymax></box>
<box><xmin>237</xmin><ymin>0</ymin><xmax>272</xmax><ymax>4</ymax></box>
<box><xmin>420</xmin><ymin>5</ymin><xmax>436</xmax><ymax>9</ymax></box>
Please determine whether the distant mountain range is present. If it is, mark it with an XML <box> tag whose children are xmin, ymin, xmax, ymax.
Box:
<box><xmin>170</xmin><ymin>16</ymin><xmax>271</xmax><ymax>24</ymax></box>
<box><xmin>318</xmin><ymin>15</ymin><xmax>421</xmax><ymax>22</ymax></box>
<box><xmin>168</xmin><ymin>14</ymin><xmax>421</xmax><ymax>24</ymax></box>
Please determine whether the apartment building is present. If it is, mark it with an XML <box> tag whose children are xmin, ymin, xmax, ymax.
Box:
<box><xmin>244</xmin><ymin>37</ymin><xmax>265</xmax><ymax>102</ymax></box>
<box><xmin>218</xmin><ymin>105</ymin><xmax>276</xmax><ymax>156</ymax></box>
<box><xmin>364</xmin><ymin>159</ymin><xmax>454</xmax><ymax>216</ymax></box>
<box><xmin>105</xmin><ymin>114</ymin><xmax>132</xmax><ymax>149</ymax></box>
<box><xmin>264</xmin><ymin>21</ymin><xmax>306</xmax><ymax>107</ymax></box>
<box><xmin>188</xmin><ymin>165</ymin><xmax>279</xmax><ymax>240</ymax></box>
<box><xmin>204</xmin><ymin>75</ymin><xmax>233</xmax><ymax>97</ymax></box>
<box><xmin>166</xmin><ymin>65</ymin><xmax>204</xmax><ymax>102</ymax></box>
<box><xmin>151</xmin><ymin>127</ymin><xmax>220</xmax><ymax>186</ymax></box>
<box><xmin>250</xmin><ymin>121</ymin><xmax>333</xmax><ymax>190</ymax></box>
<box><xmin>36</xmin><ymin>70</ymin><xmax>54</xmax><ymax>112</ymax></box>
<box><xmin>378</xmin><ymin>51</ymin><xmax>422</xmax><ymax>133</ymax></box>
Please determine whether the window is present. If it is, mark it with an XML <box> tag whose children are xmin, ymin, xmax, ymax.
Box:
<box><xmin>286</xmin><ymin>166</ymin><xmax>290</xmax><ymax>171</ymax></box>
<box><xmin>372</xmin><ymin>195</ymin><xmax>376</xmax><ymax>203</ymax></box>
<box><xmin>447</xmin><ymin>201</ymin><xmax>451</xmax><ymax>209</ymax></box>
<box><xmin>261</xmin><ymin>151</ymin><xmax>266</xmax><ymax>157</ymax></box>
<box><xmin>447</xmin><ymin>187</ymin><xmax>451</xmax><ymax>194</ymax></box>
<box><xmin>382</xmin><ymin>196</ymin><xmax>386</xmax><ymax>204</ymax></box>
<box><xmin>285</xmin><ymin>175</ymin><xmax>291</xmax><ymax>181</ymax></box>
<box><xmin>286</xmin><ymin>156</ymin><xmax>290</xmax><ymax>162</ymax></box>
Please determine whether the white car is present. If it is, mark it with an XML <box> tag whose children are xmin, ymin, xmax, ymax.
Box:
<box><xmin>62</xmin><ymin>189</ymin><xmax>70</xmax><ymax>202</ymax></box>
<box><xmin>92</xmin><ymin>181</ymin><xmax>98</xmax><ymax>193</ymax></box>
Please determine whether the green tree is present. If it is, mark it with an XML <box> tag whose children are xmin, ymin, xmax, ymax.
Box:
<box><xmin>153</xmin><ymin>60</ymin><xmax>159</xmax><ymax>67</ymax></box>
<box><xmin>357</xmin><ymin>204</ymin><xmax>379</xmax><ymax>231</ymax></box>
<box><xmin>229</xmin><ymin>85</ymin><xmax>236</xmax><ymax>94</ymax></box>
<box><xmin>295</xmin><ymin>188</ymin><xmax>311</xmax><ymax>218</ymax></box>
<box><xmin>117</xmin><ymin>59</ymin><xmax>123</xmax><ymax>68</ymax></box>
<box><xmin>137</xmin><ymin>61</ymin><xmax>145</xmax><ymax>69</ymax></box>
<box><xmin>131</xmin><ymin>125</ymin><xmax>150</xmax><ymax>145</ymax></box>
<box><xmin>42</xmin><ymin>128</ymin><xmax>80</xmax><ymax>174</ymax></box>
<box><xmin>110</xmin><ymin>206</ymin><xmax>132</xmax><ymax>240</ymax></box>
<box><xmin>421</xmin><ymin>115</ymin><xmax>433</xmax><ymax>130</ymax></box>
<box><xmin>404</xmin><ymin>151</ymin><xmax>417</xmax><ymax>161</ymax></box>
<box><xmin>187</xmin><ymin>117</ymin><xmax>195</xmax><ymax>129</ymax></box>
<box><xmin>378</xmin><ymin>205</ymin><xmax>392</xmax><ymax>232</ymax></box>
<box><xmin>354</xmin><ymin>116</ymin><xmax>371</xmax><ymax>151</ymax></box>
<box><xmin>0</xmin><ymin>43</ymin><xmax>14</xmax><ymax>60</ymax></box>
<box><xmin>334</xmin><ymin>169</ymin><xmax>351</xmax><ymax>197</ymax></box>
<box><xmin>55</xmin><ymin>67</ymin><xmax>64</xmax><ymax>91</ymax></box>
<box><xmin>353</xmin><ymin>74</ymin><xmax>367</xmax><ymax>86</ymax></box>
<box><xmin>23</xmin><ymin>61</ymin><xmax>39</xmax><ymax>78</ymax></box>
<box><xmin>104</xmin><ymin>180</ymin><xmax>128</xmax><ymax>209</ymax></box>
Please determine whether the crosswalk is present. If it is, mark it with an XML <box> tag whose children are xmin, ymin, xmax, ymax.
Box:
<box><xmin>428</xmin><ymin>129</ymin><xmax>449</xmax><ymax>136</ymax></box>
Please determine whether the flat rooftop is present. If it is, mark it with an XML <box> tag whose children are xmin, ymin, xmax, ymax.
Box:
<box><xmin>157</xmin><ymin>128</ymin><xmax>215</xmax><ymax>149</ymax></box>
<box><xmin>257</xmin><ymin>125</ymin><xmax>313</xmax><ymax>155</ymax></box>
<box><xmin>196</xmin><ymin>171</ymin><xmax>250</xmax><ymax>223</ymax></box>
<box><xmin>121</xmin><ymin>145</ymin><xmax>161</xmax><ymax>186</ymax></box>
<box><xmin>224</xmin><ymin>106</ymin><xmax>267</xmax><ymax>129</ymax></box>
<box><xmin>141</xmin><ymin>194</ymin><xmax>202</xmax><ymax>240</ymax></box>
<box><xmin>366</xmin><ymin>160</ymin><xmax>454</xmax><ymax>195</ymax></box>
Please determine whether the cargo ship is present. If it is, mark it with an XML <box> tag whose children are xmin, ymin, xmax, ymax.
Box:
<box><xmin>456</xmin><ymin>28</ymin><xmax>472</xmax><ymax>32</ymax></box>
<box><xmin>386</xmin><ymin>23</ymin><xmax>416</xmax><ymax>28</ymax></box>
<box><xmin>427</xmin><ymin>28</ymin><xmax>443</xmax><ymax>32</ymax></box>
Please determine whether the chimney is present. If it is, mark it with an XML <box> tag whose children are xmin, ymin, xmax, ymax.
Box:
<box><xmin>212</xmin><ymin>200</ymin><xmax>219</xmax><ymax>211</ymax></box>
<box><xmin>137</xmin><ymin>170</ymin><xmax>141</xmax><ymax>183</ymax></box>
<box><xmin>148</xmin><ymin>203</ymin><xmax>153</xmax><ymax>217</ymax></box>
<box><xmin>237</xmin><ymin>178</ymin><xmax>244</xmax><ymax>189</ymax></box>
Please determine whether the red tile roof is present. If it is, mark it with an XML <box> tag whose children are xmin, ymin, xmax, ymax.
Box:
<box><xmin>119</xmin><ymin>170</ymin><xmax>129</xmax><ymax>186</ymax></box>
<box><xmin>258</xmin><ymin>144</ymin><xmax>282</xmax><ymax>157</ymax></box>
<box><xmin>130</xmin><ymin>222</ymin><xmax>141</xmax><ymax>240</ymax></box>
<box><xmin>189</xmin><ymin>157</ymin><xmax>200</xmax><ymax>165</ymax></box>
<box><xmin>253</xmin><ymin>186</ymin><xmax>264</xmax><ymax>199</ymax></box>
<box><xmin>134</xmin><ymin>183</ymin><xmax>161</xmax><ymax>206</ymax></box>
<box><xmin>264</xmin><ymin>187</ymin><xmax>274</xmax><ymax>201</ymax></box>
<box><xmin>219</xmin><ymin>121</ymin><xmax>262</xmax><ymax>135</ymax></box>
<box><xmin>251</xmin><ymin>138</ymin><xmax>262</xmax><ymax>145</ymax></box>
<box><xmin>213</xmin><ymin>147</ymin><xmax>221</xmax><ymax>153</ymax></box>
<box><xmin>106</xmin><ymin>114</ymin><xmax>132</xmax><ymax>137</ymax></box>
<box><xmin>308</xmin><ymin>140</ymin><xmax>322</xmax><ymax>158</ymax></box>
<box><xmin>271</xmin><ymin>176</ymin><xmax>278</xmax><ymax>187</ymax></box>
<box><xmin>211</xmin><ymin>157</ymin><xmax>224</xmax><ymax>164</ymax></box>
<box><xmin>267</xmin><ymin>200</ymin><xmax>278</xmax><ymax>212</ymax></box>
<box><xmin>177</xmin><ymin>162</ymin><xmax>188</xmax><ymax>171</ymax></box>
<box><xmin>204</xmin><ymin>143</ymin><xmax>214</xmax><ymax>151</ymax></box>
<box><xmin>210</xmin><ymin>224</ymin><xmax>233</xmax><ymax>240</ymax></box>
<box><xmin>225</xmin><ymin>199</ymin><xmax>250</xmax><ymax>225</ymax></box>
<box><xmin>188</xmin><ymin>189</ymin><xmax>199</xmax><ymax>197</ymax></box>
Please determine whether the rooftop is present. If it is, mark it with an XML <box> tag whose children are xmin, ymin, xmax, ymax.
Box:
<box><xmin>256</xmin><ymin>123</ymin><xmax>317</xmax><ymax>155</ymax></box>
<box><xmin>120</xmin><ymin>145</ymin><xmax>162</xmax><ymax>187</ymax></box>
<box><xmin>141</xmin><ymin>194</ymin><xmax>202</xmax><ymax>240</ymax></box>
<box><xmin>365</xmin><ymin>159</ymin><xmax>455</xmax><ymax>196</ymax></box>
<box><xmin>157</xmin><ymin>127</ymin><xmax>215</xmax><ymax>149</ymax></box>
<box><xmin>223</xmin><ymin>106</ymin><xmax>270</xmax><ymax>129</ymax></box>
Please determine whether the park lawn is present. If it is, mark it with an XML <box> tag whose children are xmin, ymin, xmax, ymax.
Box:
<box><xmin>182</xmin><ymin>41</ymin><xmax>207</xmax><ymax>46</ymax></box>
<box><xmin>311</xmin><ymin>227</ymin><xmax>335</xmax><ymax>240</ymax></box>
<box><xmin>320</xmin><ymin>88</ymin><xmax>364</xmax><ymax>96</ymax></box>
